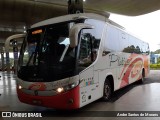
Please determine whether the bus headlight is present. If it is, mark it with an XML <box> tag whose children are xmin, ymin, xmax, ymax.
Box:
<box><xmin>56</xmin><ymin>81</ymin><xmax>79</xmax><ymax>93</ymax></box>
<box><xmin>18</xmin><ymin>85</ymin><xmax>23</xmax><ymax>89</ymax></box>
<box><xmin>64</xmin><ymin>81</ymin><xmax>79</xmax><ymax>91</ymax></box>
<box><xmin>56</xmin><ymin>87</ymin><xmax>64</xmax><ymax>93</ymax></box>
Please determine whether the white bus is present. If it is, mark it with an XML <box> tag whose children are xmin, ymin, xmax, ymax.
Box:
<box><xmin>17</xmin><ymin>13</ymin><xmax>150</xmax><ymax>109</ymax></box>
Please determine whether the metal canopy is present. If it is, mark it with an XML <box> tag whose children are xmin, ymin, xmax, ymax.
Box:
<box><xmin>0</xmin><ymin>0</ymin><xmax>160</xmax><ymax>47</ymax></box>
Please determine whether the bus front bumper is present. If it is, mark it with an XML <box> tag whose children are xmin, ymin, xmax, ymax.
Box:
<box><xmin>17</xmin><ymin>86</ymin><xmax>80</xmax><ymax>109</ymax></box>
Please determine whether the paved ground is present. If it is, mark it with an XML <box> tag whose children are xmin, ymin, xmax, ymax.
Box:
<box><xmin>0</xmin><ymin>70</ymin><xmax>160</xmax><ymax>120</ymax></box>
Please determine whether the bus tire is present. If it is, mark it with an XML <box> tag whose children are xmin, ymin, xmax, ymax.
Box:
<box><xmin>102</xmin><ymin>79</ymin><xmax>112</xmax><ymax>101</ymax></box>
<box><xmin>140</xmin><ymin>69</ymin><xmax>145</xmax><ymax>84</ymax></box>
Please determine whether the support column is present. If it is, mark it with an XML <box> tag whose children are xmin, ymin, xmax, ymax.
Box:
<box><xmin>12</xmin><ymin>40</ymin><xmax>18</xmax><ymax>74</ymax></box>
<box><xmin>1</xmin><ymin>47</ymin><xmax>5</xmax><ymax>71</ymax></box>
<box><xmin>68</xmin><ymin>0</ymin><xmax>83</xmax><ymax>14</ymax></box>
<box><xmin>6</xmin><ymin>51</ymin><xmax>10</xmax><ymax>72</ymax></box>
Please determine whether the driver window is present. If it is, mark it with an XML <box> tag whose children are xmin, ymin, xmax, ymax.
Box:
<box><xmin>78</xmin><ymin>33</ymin><xmax>99</xmax><ymax>67</ymax></box>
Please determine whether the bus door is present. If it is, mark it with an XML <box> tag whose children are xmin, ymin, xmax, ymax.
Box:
<box><xmin>78</xmin><ymin>32</ymin><xmax>100</xmax><ymax>107</ymax></box>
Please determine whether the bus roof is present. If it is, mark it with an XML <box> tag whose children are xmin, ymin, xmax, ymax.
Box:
<box><xmin>31</xmin><ymin>13</ymin><xmax>108</xmax><ymax>28</ymax></box>
<box><xmin>31</xmin><ymin>13</ymin><xmax>125</xmax><ymax>32</ymax></box>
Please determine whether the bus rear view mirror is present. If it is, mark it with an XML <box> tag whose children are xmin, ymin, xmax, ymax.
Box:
<box><xmin>69</xmin><ymin>23</ymin><xmax>94</xmax><ymax>48</ymax></box>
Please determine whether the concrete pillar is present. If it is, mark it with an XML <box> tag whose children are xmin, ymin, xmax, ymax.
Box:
<box><xmin>1</xmin><ymin>47</ymin><xmax>5</xmax><ymax>71</ymax></box>
<box><xmin>68</xmin><ymin>0</ymin><xmax>83</xmax><ymax>14</ymax></box>
<box><xmin>13</xmin><ymin>40</ymin><xmax>18</xmax><ymax>74</ymax></box>
<box><xmin>6</xmin><ymin>52</ymin><xmax>10</xmax><ymax>72</ymax></box>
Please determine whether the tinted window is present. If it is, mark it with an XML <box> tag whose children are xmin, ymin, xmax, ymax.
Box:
<box><xmin>104</xmin><ymin>25</ymin><xmax>119</xmax><ymax>51</ymax></box>
<box><xmin>78</xmin><ymin>19</ymin><xmax>105</xmax><ymax>70</ymax></box>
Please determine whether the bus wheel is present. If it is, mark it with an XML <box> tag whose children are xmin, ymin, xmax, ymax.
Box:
<box><xmin>103</xmin><ymin>79</ymin><xmax>112</xmax><ymax>101</ymax></box>
<box><xmin>140</xmin><ymin>69</ymin><xmax>145</xmax><ymax>84</ymax></box>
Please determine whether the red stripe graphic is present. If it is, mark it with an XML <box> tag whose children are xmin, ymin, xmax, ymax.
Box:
<box><xmin>119</xmin><ymin>54</ymin><xmax>138</xmax><ymax>79</ymax></box>
<box><xmin>28</xmin><ymin>83</ymin><xmax>46</xmax><ymax>91</ymax></box>
<box><xmin>120</xmin><ymin>57</ymin><xmax>143</xmax><ymax>88</ymax></box>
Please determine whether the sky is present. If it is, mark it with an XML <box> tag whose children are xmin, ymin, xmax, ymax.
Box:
<box><xmin>109</xmin><ymin>10</ymin><xmax>160</xmax><ymax>52</ymax></box>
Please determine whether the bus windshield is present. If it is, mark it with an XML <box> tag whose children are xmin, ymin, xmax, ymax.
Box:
<box><xmin>18</xmin><ymin>22</ymin><xmax>77</xmax><ymax>82</ymax></box>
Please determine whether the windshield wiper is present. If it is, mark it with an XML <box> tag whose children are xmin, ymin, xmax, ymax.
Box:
<box><xmin>59</xmin><ymin>44</ymin><xmax>70</xmax><ymax>62</ymax></box>
<box><xmin>26</xmin><ymin>52</ymin><xmax>38</xmax><ymax>66</ymax></box>
<box><xmin>26</xmin><ymin>52</ymin><xmax>35</xmax><ymax>66</ymax></box>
